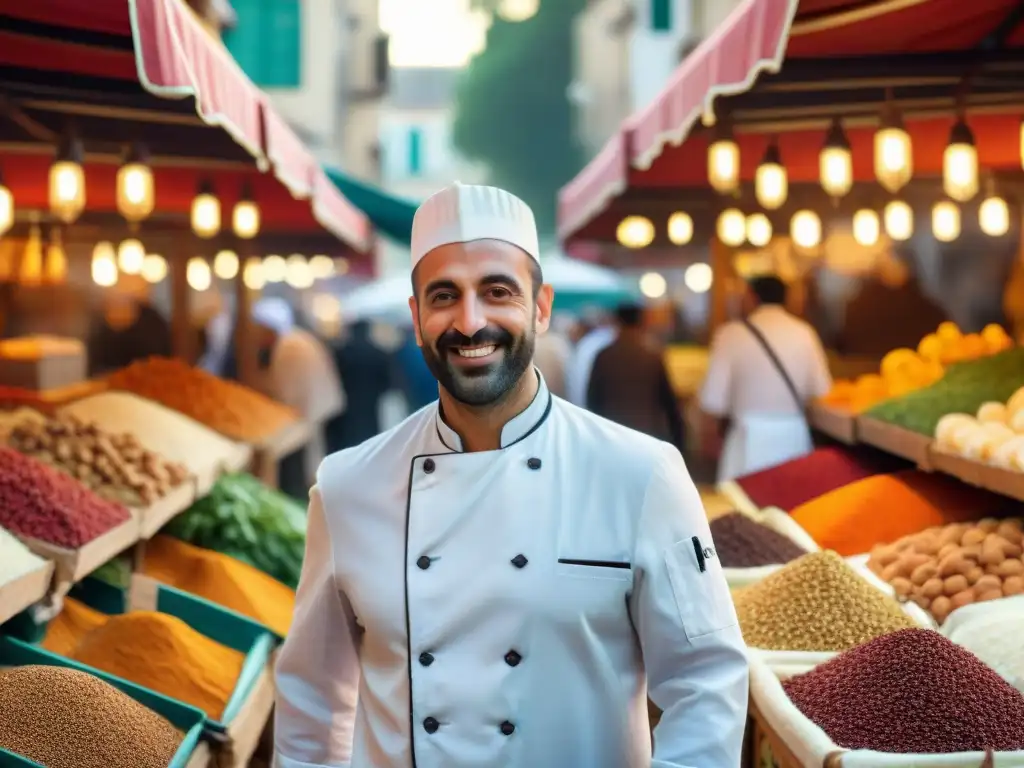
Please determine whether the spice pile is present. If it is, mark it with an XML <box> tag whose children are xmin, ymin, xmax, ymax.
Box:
<box><xmin>783</xmin><ymin>628</ymin><xmax>1024</xmax><ymax>753</ymax></box>
<box><xmin>42</xmin><ymin>598</ymin><xmax>110</xmax><ymax>657</ymax></box>
<box><xmin>0</xmin><ymin>447</ymin><xmax>131</xmax><ymax>548</ymax></box>
<box><xmin>0</xmin><ymin>665</ymin><xmax>183</xmax><ymax>768</ymax></box>
<box><xmin>0</xmin><ymin>526</ymin><xmax>47</xmax><ymax>583</ymax></box>
<box><xmin>144</xmin><ymin>536</ymin><xmax>295</xmax><ymax>636</ymax></box>
<box><xmin>867</xmin><ymin>518</ymin><xmax>1023</xmax><ymax>624</ymax></box>
<box><xmin>165</xmin><ymin>473</ymin><xmax>307</xmax><ymax>589</ymax></box>
<box><xmin>108</xmin><ymin>357</ymin><xmax>297</xmax><ymax>442</ymax></box>
<box><xmin>70</xmin><ymin>610</ymin><xmax>245</xmax><ymax>718</ymax></box>
<box><xmin>7</xmin><ymin>413</ymin><xmax>190</xmax><ymax>507</ymax></box>
<box><xmin>709</xmin><ymin>513</ymin><xmax>807</xmax><ymax>568</ymax></box>
<box><xmin>734</xmin><ymin>446</ymin><xmax>906</xmax><ymax>511</ymax></box>
<box><xmin>61</xmin><ymin>391</ymin><xmax>249</xmax><ymax>480</ymax></box>
<box><xmin>790</xmin><ymin>470</ymin><xmax>1008</xmax><ymax>557</ymax></box>
<box><xmin>732</xmin><ymin>551</ymin><xmax>916</xmax><ymax>652</ymax></box>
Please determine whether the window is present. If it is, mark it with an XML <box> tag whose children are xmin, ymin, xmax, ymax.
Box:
<box><xmin>224</xmin><ymin>0</ymin><xmax>302</xmax><ymax>88</ymax></box>
<box><xmin>408</xmin><ymin>127</ymin><xmax>423</xmax><ymax>176</ymax></box>
<box><xmin>650</xmin><ymin>0</ymin><xmax>671</xmax><ymax>31</ymax></box>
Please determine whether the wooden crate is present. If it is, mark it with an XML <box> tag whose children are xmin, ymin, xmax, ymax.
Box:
<box><xmin>856</xmin><ymin>417</ymin><xmax>932</xmax><ymax>468</ymax></box>
<box><xmin>808</xmin><ymin>402</ymin><xmax>857</xmax><ymax>445</ymax></box>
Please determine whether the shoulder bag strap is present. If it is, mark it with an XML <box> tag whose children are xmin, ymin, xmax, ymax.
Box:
<box><xmin>741</xmin><ymin>317</ymin><xmax>805</xmax><ymax>412</ymax></box>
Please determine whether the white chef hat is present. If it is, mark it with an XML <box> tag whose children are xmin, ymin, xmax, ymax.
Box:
<box><xmin>411</xmin><ymin>182</ymin><xmax>539</xmax><ymax>267</ymax></box>
<box><xmin>252</xmin><ymin>296</ymin><xmax>295</xmax><ymax>334</ymax></box>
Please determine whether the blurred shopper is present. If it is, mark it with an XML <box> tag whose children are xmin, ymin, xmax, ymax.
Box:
<box><xmin>566</xmin><ymin>309</ymin><xmax>616</xmax><ymax>405</ymax></box>
<box><xmin>252</xmin><ymin>297</ymin><xmax>345</xmax><ymax>498</ymax></box>
<box><xmin>700</xmin><ymin>275</ymin><xmax>831</xmax><ymax>482</ymax></box>
<box><xmin>329</xmin><ymin>319</ymin><xmax>393</xmax><ymax>450</ymax></box>
<box><xmin>275</xmin><ymin>183</ymin><xmax>748</xmax><ymax>768</ymax></box>
<box><xmin>532</xmin><ymin>313</ymin><xmax>573</xmax><ymax>398</ymax></box>
<box><xmin>86</xmin><ymin>275</ymin><xmax>171</xmax><ymax>375</ymax></box>
<box><xmin>395</xmin><ymin>327</ymin><xmax>438</xmax><ymax>410</ymax></box>
<box><xmin>587</xmin><ymin>302</ymin><xmax>684</xmax><ymax>452</ymax></box>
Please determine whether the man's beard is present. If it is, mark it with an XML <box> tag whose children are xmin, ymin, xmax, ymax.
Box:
<box><xmin>419</xmin><ymin>320</ymin><xmax>535</xmax><ymax>407</ymax></box>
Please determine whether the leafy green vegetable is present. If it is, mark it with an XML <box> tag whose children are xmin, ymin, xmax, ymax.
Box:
<box><xmin>90</xmin><ymin>556</ymin><xmax>132</xmax><ymax>589</ymax></box>
<box><xmin>163</xmin><ymin>473</ymin><xmax>307</xmax><ymax>588</ymax></box>
<box><xmin>867</xmin><ymin>348</ymin><xmax>1024</xmax><ymax>435</ymax></box>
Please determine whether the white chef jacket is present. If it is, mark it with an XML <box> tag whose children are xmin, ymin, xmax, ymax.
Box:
<box><xmin>274</xmin><ymin>372</ymin><xmax>749</xmax><ymax>768</ymax></box>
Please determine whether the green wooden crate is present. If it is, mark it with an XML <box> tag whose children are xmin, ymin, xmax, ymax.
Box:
<box><xmin>0</xmin><ymin>636</ymin><xmax>205</xmax><ymax>767</ymax></box>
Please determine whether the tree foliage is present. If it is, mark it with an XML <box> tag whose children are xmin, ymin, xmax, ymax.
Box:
<box><xmin>452</xmin><ymin>0</ymin><xmax>588</xmax><ymax>236</ymax></box>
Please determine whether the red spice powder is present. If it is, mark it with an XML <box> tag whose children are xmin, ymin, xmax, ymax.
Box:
<box><xmin>735</xmin><ymin>446</ymin><xmax>908</xmax><ymax>511</ymax></box>
<box><xmin>0</xmin><ymin>447</ymin><xmax>131</xmax><ymax>549</ymax></box>
<box><xmin>783</xmin><ymin>628</ymin><xmax>1024</xmax><ymax>753</ymax></box>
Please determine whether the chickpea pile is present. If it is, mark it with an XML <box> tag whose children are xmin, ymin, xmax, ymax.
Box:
<box><xmin>867</xmin><ymin>518</ymin><xmax>1024</xmax><ymax>624</ymax></box>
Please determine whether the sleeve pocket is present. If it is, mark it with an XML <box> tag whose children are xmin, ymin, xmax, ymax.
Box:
<box><xmin>665</xmin><ymin>536</ymin><xmax>739</xmax><ymax>641</ymax></box>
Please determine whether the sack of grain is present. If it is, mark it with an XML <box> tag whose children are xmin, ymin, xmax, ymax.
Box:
<box><xmin>848</xmin><ymin>557</ymin><xmax>937</xmax><ymax>629</ymax></box>
<box><xmin>715</xmin><ymin>508</ymin><xmax>819</xmax><ymax>589</ymax></box>
<box><xmin>751</xmin><ymin>629</ymin><xmax>1024</xmax><ymax>767</ymax></box>
<box><xmin>940</xmin><ymin>594</ymin><xmax>1024</xmax><ymax>696</ymax></box>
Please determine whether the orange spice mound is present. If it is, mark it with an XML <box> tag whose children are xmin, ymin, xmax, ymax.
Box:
<box><xmin>70</xmin><ymin>611</ymin><xmax>245</xmax><ymax>719</ymax></box>
<box><xmin>41</xmin><ymin>598</ymin><xmax>109</xmax><ymax>657</ymax></box>
<box><xmin>143</xmin><ymin>535</ymin><xmax>295</xmax><ymax>636</ymax></box>
<box><xmin>107</xmin><ymin>357</ymin><xmax>297</xmax><ymax>442</ymax></box>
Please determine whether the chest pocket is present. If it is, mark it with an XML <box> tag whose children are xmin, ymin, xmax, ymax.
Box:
<box><xmin>666</xmin><ymin>535</ymin><xmax>738</xmax><ymax>641</ymax></box>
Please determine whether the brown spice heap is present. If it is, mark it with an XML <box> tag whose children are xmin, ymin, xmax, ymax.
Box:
<box><xmin>732</xmin><ymin>550</ymin><xmax>916</xmax><ymax>651</ymax></box>
<box><xmin>108</xmin><ymin>357</ymin><xmax>297</xmax><ymax>442</ymax></box>
<box><xmin>868</xmin><ymin>518</ymin><xmax>1024</xmax><ymax>624</ymax></box>
<box><xmin>709</xmin><ymin>512</ymin><xmax>807</xmax><ymax>568</ymax></box>
<box><xmin>783</xmin><ymin>628</ymin><xmax>1024</xmax><ymax>753</ymax></box>
<box><xmin>8</xmin><ymin>413</ymin><xmax>190</xmax><ymax>507</ymax></box>
<box><xmin>0</xmin><ymin>665</ymin><xmax>182</xmax><ymax>768</ymax></box>
<box><xmin>71</xmin><ymin>610</ymin><xmax>246</xmax><ymax>719</ymax></box>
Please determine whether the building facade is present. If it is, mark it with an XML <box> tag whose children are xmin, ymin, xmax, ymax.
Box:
<box><xmin>570</xmin><ymin>0</ymin><xmax>742</xmax><ymax>156</ymax></box>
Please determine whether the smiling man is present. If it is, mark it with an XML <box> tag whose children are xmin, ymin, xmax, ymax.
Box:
<box><xmin>273</xmin><ymin>183</ymin><xmax>748</xmax><ymax>768</ymax></box>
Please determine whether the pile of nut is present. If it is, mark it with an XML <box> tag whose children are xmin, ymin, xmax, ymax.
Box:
<box><xmin>867</xmin><ymin>518</ymin><xmax>1024</xmax><ymax>624</ymax></box>
<box><xmin>7</xmin><ymin>414</ymin><xmax>190</xmax><ymax>507</ymax></box>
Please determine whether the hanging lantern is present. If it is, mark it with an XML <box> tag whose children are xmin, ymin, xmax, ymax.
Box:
<box><xmin>820</xmin><ymin>118</ymin><xmax>853</xmax><ymax>199</ymax></box>
<box><xmin>285</xmin><ymin>254</ymin><xmax>314</xmax><ymax>289</ymax></box>
<box><xmin>262</xmin><ymin>254</ymin><xmax>287</xmax><ymax>283</ymax></box>
<box><xmin>19</xmin><ymin>225</ymin><xmax>43</xmax><ymax>286</ymax></box>
<box><xmin>943</xmin><ymin>118</ymin><xmax>978</xmax><ymax>202</ymax></box>
<box><xmin>49</xmin><ymin>133</ymin><xmax>86</xmax><ymax>224</ymax></box>
<box><xmin>667</xmin><ymin>212</ymin><xmax>693</xmax><ymax>245</ymax></box>
<box><xmin>979</xmin><ymin>195</ymin><xmax>1010</xmax><ymax>237</ymax></box>
<box><xmin>684</xmin><ymin>263</ymin><xmax>713</xmax><ymax>294</ymax></box>
<box><xmin>0</xmin><ymin>166</ymin><xmax>13</xmax><ymax>237</ymax></box>
<box><xmin>755</xmin><ymin>141</ymin><xmax>788</xmax><ymax>210</ymax></box>
<box><xmin>243</xmin><ymin>257</ymin><xmax>266</xmax><ymax>290</ymax></box>
<box><xmin>707</xmin><ymin>125</ymin><xmax>740</xmax><ymax>194</ymax></box>
<box><xmin>852</xmin><ymin>209</ymin><xmax>880</xmax><ymax>247</ymax></box>
<box><xmin>186</xmin><ymin>257</ymin><xmax>212</xmax><ymax>291</ymax></box>
<box><xmin>616</xmin><ymin>216</ymin><xmax>654</xmax><ymax>248</ymax></box>
<box><xmin>884</xmin><ymin>200</ymin><xmax>913</xmax><ymax>241</ymax></box>
<box><xmin>716</xmin><ymin>208</ymin><xmax>746</xmax><ymax>247</ymax></box>
<box><xmin>497</xmin><ymin>0</ymin><xmax>538</xmax><ymax>22</ymax></box>
<box><xmin>117</xmin><ymin>239</ymin><xmax>145</xmax><ymax>274</ymax></box>
<box><xmin>746</xmin><ymin>213</ymin><xmax>772</xmax><ymax>247</ymax></box>
<box><xmin>309</xmin><ymin>254</ymin><xmax>335</xmax><ymax>280</ymax></box>
<box><xmin>874</xmin><ymin>100</ymin><xmax>913</xmax><ymax>193</ymax></box>
<box><xmin>932</xmin><ymin>200</ymin><xmax>960</xmax><ymax>242</ymax></box>
<box><xmin>91</xmin><ymin>241</ymin><xmax>118</xmax><ymax>287</ymax></box>
<box><xmin>213</xmin><ymin>250</ymin><xmax>239</xmax><ymax>280</ymax></box>
<box><xmin>191</xmin><ymin>180</ymin><xmax>220</xmax><ymax>238</ymax></box>
<box><xmin>116</xmin><ymin>143</ymin><xmax>154</xmax><ymax>223</ymax></box>
<box><xmin>232</xmin><ymin>182</ymin><xmax>260</xmax><ymax>239</ymax></box>
<box><xmin>45</xmin><ymin>227</ymin><xmax>67</xmax><ymax>284</ymax></box>
<box><xmin>791</xmin><ymin>210</ymin><xmax>822</xmax><ymax>249</ymax></box>
<box><xmin>638</xmin><ymin>272</ymin><xmax>667</xmax><ymax>299</ymax></box>
<box><xmin>141</xmin><ymin>253</ymin><xmax>167</xmax><ymax>284</ymax></box>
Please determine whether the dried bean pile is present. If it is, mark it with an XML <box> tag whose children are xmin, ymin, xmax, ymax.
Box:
<box><xmin>735</xmin><ymin>446</ymin><xmax>906</xmax><ymax>511</ymax></box>
<box><xmin>709</xmin><ymin>512</ymin><xmax>807</xmax><ymax>568</ymax></box>
<box><xmin>108</xmin><ymin>357</ymin><xmax>297</xmax><ymax>442</ymax></box>
<box><xmin>868</xmin><ymin>518</ymin><xmax>1024</xmax><ymax>624</ymax></box>
<box><xmin>8</xmin><ymin>413</ymin><xmax>190</xmax><ymax>507</ymax></box>
<box><xmin>0</xmin><ymin>665</ymin><xmax>182</xmax><ymax>768</ymax></box>
<box><xmin>783</xmin><ymin>628</ymin><xmax>1024</xmax><ymax>753</ymax></box>
<box><xmin>732</xmin><ymin>550</ymin><xmax>916</xmax><ymax>651</ymax></box>
<box><xmin>0</xmin><ymin>447</ymin><xmax>131</xmax><ymax>548</ymax></box>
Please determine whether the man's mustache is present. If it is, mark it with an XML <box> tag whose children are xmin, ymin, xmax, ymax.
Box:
<box><xmin>436</xmin><ymin>326</ymin><xmax>514</xmax><ymax>352</ymax></box>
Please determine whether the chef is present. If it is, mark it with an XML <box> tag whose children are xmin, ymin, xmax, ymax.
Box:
<box><xmin>699</xmin><ymin>274</ymin><xmax>832</xmax><ymax>482</ymax></box>
<box><xmin>274</xmin><ymin>182</ymin><xmax>749</xmax><ymax>768</ymax></box>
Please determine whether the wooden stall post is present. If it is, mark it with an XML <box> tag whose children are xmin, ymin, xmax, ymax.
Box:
<box><xmin>233</xmin><ymin>241</ymin><xmax>259</xmax><ymax>389</ymax></box>
<box><xmin>170</xmin><ymin>233</ymin><xmax>195</xmax><ymax>363</ymax></box>
<box><xmin>709</xmin><ymin>236</ymin><xmax>734</xmax><ymax>336</ymax></box>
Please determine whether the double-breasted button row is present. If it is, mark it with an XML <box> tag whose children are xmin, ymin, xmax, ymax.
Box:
<box><xmin>416</xmin><ymin>555</ymin><xmax>432</xmax><ymax>570</ymax></box>
<box><xmin>504</xmin><ymin>650</ymin><xmax>522</xmax><ymax>667</ymax></box>
<box><xmin>423</xmin><ymin>458</ymin><xmax>436</xmax><ymax>473</ymax></box>
<box><xmin>421</xmin><ymin>718</ymin><xmax>515</xmax><ymax>736</ymax></box>
<box><xmin>510</xmin><ymin>553</ymin><xmax>528</xmax><ymax>568</ymax></box>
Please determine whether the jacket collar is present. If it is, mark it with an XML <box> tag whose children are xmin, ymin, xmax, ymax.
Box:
<box><xmin>434</xmin><ymin>369</ymin><xmax>551</xmax><ymax>452</ymax></box>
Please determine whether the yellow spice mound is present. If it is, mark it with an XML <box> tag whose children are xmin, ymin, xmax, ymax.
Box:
<box><xmin>732</xmin><ymin>550</ymin><xmax>917</xmax><ymax>652</ymax></box>
<box><xmin>70</xmin><ymin>611</ymin><xmax>244</xmax><ymax>719</ymax></box>
<box><xmin>42</xmin><ymin>598</ymin><xmax>109</xmax><ymax>657</ymax></box>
